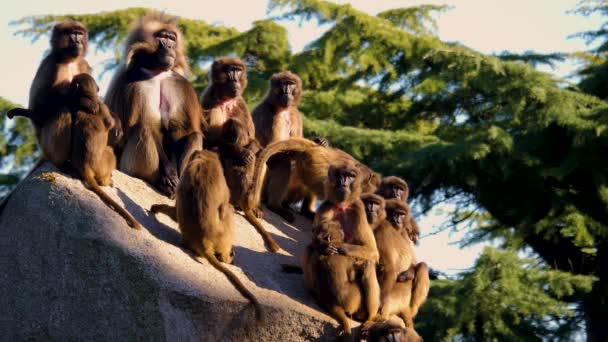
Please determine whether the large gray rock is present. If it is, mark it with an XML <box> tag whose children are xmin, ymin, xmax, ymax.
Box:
<box><xmin>0</xmin><ymin>162</ymin><xmax>342</xmax><ymax>341</ymax></box>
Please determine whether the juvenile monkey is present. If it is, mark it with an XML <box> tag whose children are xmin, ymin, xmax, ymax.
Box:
<box><xmin>105</xmin><ymin>12</ymin><xmax>203</xmax><ymax>197</ymax></box>
<box><xmin>304</xmin><ymin>162</ymin><xmax>380</xmax><ymax>339</ymax></box>
<box><xmin>150</xmin><ymin>150</ymin><xmax>264</xmax><ymax>323</ymax></box>
<box><xmin>217</xmin><ymin>118</ymin><xmax>280</xmax><ymax>252</ymax></box>
<box><xmin>201</xmin><ymin>57</ymin><xmax>254</xmax><ymax>150</ymax></box>
<box><xmin>304</xmin><ymin>221</ymin><xmax>365</xmax><ymax>339</ymax></box>
<box><xmin>376</xmin><ymin>199</ymin><xmax>430</xmax><ymax>328</ymax></box>
<box><xmin>249</xmin><ymin>138</ymin><xmax>380</xmax><ymax>222</ymax></box>
<box><xmin>69</xmin><ymin>74</ymin><xmax>142</xmax><ymax>230</ymax></box>
<box><xmin>7</xmin><ymin>20</ymin><xmax>91</xmax><ymax>169</ymax></box>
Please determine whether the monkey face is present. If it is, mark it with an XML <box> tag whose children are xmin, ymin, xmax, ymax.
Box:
<box><xmin>273</xmin><ymin>80</ymin><xmax>297</xmax><ymax>108</ymax></box>
<box><xmin>154</xmin><ymin>30</ymin><xmax>177</xmax><ymax>70</ymax></box>
<box><xmin>387</xmin><ymin>208</ymin><xmax>407</xmax><ymax>229</ymax></box>
<box><xmin>52</xmin><ymin>23</ymin><xmax>88</xmax><ymax>58</ymax></box>
<box><xmin>389</xmin><ymin>185</ymin><xmax>406</xmax><ymax>201</ymax></box>
<box><xmin>330</xmin><ymin>166</ymin><xmax>358</xmax><ymax>203</ymax></box>
<box><xmin>363</xmin><ymin>198</ymin><xmax>384</xmax><ymax>226</ymax></box>
<box><xmin>222</xmin><ymin>64</ymin><xmax>245</xmax><ymax>97</ymax></box>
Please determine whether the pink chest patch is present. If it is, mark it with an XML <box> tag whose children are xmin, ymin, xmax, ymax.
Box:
<box><xmin>281</xmin><ymin>111</ymin><xmax>292</xmax><ymax>136</ymax></box>
<box><xmin>334</xmin><ymin>205</ymin><xmax>354</xmax><ymax>242</ymax></box>
<box><xmin>220</xmin><ymin>99</ymin><xmax>239</xmax><ymax>118</ymax></box>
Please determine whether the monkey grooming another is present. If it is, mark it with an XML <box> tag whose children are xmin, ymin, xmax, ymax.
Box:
<box><xmin>252</xmin><ymin>72</ymin><xmax>304</xmax><ymax>218</ymax></box>
<box><xmin>150</xmin><ymin>150</ymin><xmax>264</xmax><ymax>323</ymax></box>
<box><xmin>201</xmin><ymin>56</ymin><xmax>255</xmax><ymax>150</ymax></box>
<box><xmin>105</xmin><ymin>12</ymin><xmax>203</xmax><ymax>197</ymax></box>
<box><xmin>303</xmin><ymin>162</ymin><xmax>381</xmax><ymax>340</ymax></box>
<box><xmin>252</xmin><ymin>71</ymin><xmax>329</xmax><ymax>221</ymax></box>
<box><xmin>217</xmin><ymin>118</ymin><xmax>280</xmax><ymax>252</ymax></box>
<box><xmin>248</xmin><ymin>138</ymin><xmax>380</xmax><ymax>223</ymax></box>
<box><xmin>69</xmin><ymin>74</ymin><xmax>142</xmax><ymax>230</ymax></box>
<box><xmin>375</xmin><ymin>199</ymin><xmax>429</xmax><ymax>328</ymax></box>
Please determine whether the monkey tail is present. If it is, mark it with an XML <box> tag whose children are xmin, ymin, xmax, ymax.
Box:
<box><xmin>409</xmin><ymin>262</ymin><xmax>430</xmax><ymax>317</ymax></box>
<box><xmin>249</xmin><ymin>138</ymin><xmax>319</xmax><ymax>209</ymax></box>
<box><xmin>202</xmin><ymin>249</ymin><xmax>265</xmax><ymax>325</ymax></box>
<box><xmin>150</xmin><ymin>203</ymin><xmax>177</xmax><ymax>222</ymax></box>
<box><xmin>82</xmin><ymin>167</ymin><xmax>143</xmax><ymax>230</ymax></box>
<box><xmin>243</xmin><ymin>209</ymin><xmax>281</xmax><ymax>253</ymax></box>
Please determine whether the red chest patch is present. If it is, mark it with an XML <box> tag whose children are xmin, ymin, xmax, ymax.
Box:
<box><xmin>334</xmin><ymin>204</ymin><xmax>354</xmax><ymax>242</ymax></box>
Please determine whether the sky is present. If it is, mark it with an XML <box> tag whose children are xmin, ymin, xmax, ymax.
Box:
<box><xmin>0</xmin><ymin>0</ymin><xmax>603</xmax><ymax>274</ymax></box>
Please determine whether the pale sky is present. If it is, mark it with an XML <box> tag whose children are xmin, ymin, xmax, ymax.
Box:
<box><xmin>0</xmin><ymin>0</ymin><xmax>602</xmax><ymax>274</ymax></box>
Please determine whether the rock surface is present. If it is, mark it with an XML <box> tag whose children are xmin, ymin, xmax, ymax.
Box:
<box><xmin>0</xmin><ymin>162</ymin><xmax>342</xmax><ymax>341</ymax></box>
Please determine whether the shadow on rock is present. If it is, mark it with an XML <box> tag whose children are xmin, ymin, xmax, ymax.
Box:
<box><xmin>116</xmin><ymin>188</ymin><xmax>182</xmax><ymax>248</ymax></box>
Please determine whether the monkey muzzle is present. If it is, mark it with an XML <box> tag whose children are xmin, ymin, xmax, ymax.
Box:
<box><xmin>391</xmin><ymin>188</ymin><xmax>403</xmax><ymax>199</ymax></box>
<box><xmin>335</xmin><ymin>187</ymin><xmax>349</xmax><ymax>203</ymax></box>
<box><xmin>389</xmin><ymin>215</ymin><xmax>403</xmax><ymax>228</ymax></box>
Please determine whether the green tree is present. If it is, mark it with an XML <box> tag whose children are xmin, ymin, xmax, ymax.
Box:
<box><xmin>10</xmin><ymin>1</ymin><xmax>608</xmax><ymax>339</ymax></box>
<box><xmin>416</xmin><ymin>248</ymin><xmax>593</xmax><ymax>341</ymax></box>
<box><xmin>0</xmin><ymin>98</ymin><xmax>37</xmax><ymax>195</ymax></box>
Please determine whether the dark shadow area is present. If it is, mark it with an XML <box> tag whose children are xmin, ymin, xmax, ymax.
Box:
<box><xmin>116</xmin><ymin>188</ymin><xmax>181</xmax><ymax>248</ymax></box>
<box><xmin>232</xmin><ymin>245</ymin><xmax>318</xmax><ymax>309</ymax></box>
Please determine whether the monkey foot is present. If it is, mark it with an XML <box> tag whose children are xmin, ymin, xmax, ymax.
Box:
<box><xmin>253</xmin><ymin>206</ymin><xmax>264</xmax><ymax>219</ymax></box>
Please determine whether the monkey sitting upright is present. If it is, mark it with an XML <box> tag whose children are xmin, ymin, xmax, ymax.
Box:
<box><xmin>201</xmin><ymin>56</ymin><xmax>254</xmax><ymax>151</ymax></box>
<box><xmin>7</xmin><ymin>20</ymin><xmax>91</xmax><ymax>170</ymax></box>
<box><xmin>150</xmin><ymin>150</ymin><xmax>264</xmax><ymax>323</ymax></box>
<box><xmin>105</xmin><ymin>12</ymin><xmax>203</xmax><ymax>197</ymax></box>
<box><xmin>376</xmin><ymin>176</ymin><xmax>420</xmax><ymax>245</ymax></box>
<box><xmin>69</xmin><ymin>74</ymin><xmax>142</xmax><ymax>230</ymax></box>
<box><xmin>217</xmin><ymin>117</ymin><xmax>280</xmax><ymax>252</ymax></box>
<box><xmin>304</xmin><ymin>162</ymin><xmax>381</xmax><ymax>339</ymax></box>
<box><xmin>375</xmin><ymin>199</ymin><xmax>430</xmax><ymax>329</ymax></box>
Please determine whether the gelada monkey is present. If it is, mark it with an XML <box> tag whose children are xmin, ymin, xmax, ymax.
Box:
<box><xmin>217</xmin><ymin>117</ymin><xmax>280</xmax><ymax>252</ymax></box>
<box><xmin>1</xmin><ymin>21</ymin><xmax>91</xmax><ymax>212</ymax></box>
<box><xmin>70</xmin><ymin>74</ymin><xmax>142</xmax><ymax>230</ymax></box>
<box><xmin>304</xmin><ymin>162</ymin><xmax>381</xmax><ymax>339</ymax></box>
<box><xmin>105</xmin><ymin>11</ymin><xmax>203</xmax><ymax>197</ymax></box>
<box><xmin>376</xmin><ymin>199</ymin><xmax>430</xmax><ymax>328</ymax></box>
<box><xmin>200</xmin><ymin>56</ymin><xmax>254</xmax><ymax>150</ymax></box>
<box><xmin>8</xmin><ymin>20</ymin><xmax>91</xmax><ymax>168</ymax></box>
<box><xmin>251</xmin><ymin>72</ymin><xmax>329</xmax><ymax>219</ymax></box>
<box><xmin>150</xmin><ymin>150</ymin><xmax>264</xmax><ymax>323</ymax></box>
<box><xmin>248</xmin><ymin>138</ymin><xmax>380</xmax><ymax>223</ymax></box>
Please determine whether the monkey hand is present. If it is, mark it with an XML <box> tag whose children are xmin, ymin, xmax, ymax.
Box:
<box><xmin>324</xmin><ymin>243</ymin><xmax>340</xmax><ymax>255</ymax></box>
<box><xmin>313</xmin><ymin>136</ymin><xmax>329</xmax><ymax>147</ymax></box>
<box><xmin>158</xmin><ymin>163</ymin><xmax>179</xmax><ymax>197</ymax></box>
<box><xmin>236</xmin><ymin>149</ymin><xmax>255</xmax><ymax>166</ymax></box>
